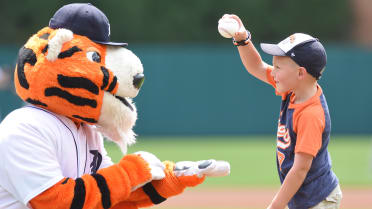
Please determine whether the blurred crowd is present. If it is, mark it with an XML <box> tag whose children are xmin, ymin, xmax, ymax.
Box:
<box><xmin>0</xmin><ymin>65</ymin><xmax>12</xmax><ymax>121</ymax></box>
<box><xmin>0</xmin><ymin>66</ymin><xmax>11</xmax><ymax>90</ymax></box>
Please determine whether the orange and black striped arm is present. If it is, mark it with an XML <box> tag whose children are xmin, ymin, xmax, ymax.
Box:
<box><xmin>121</xmin><ymin>161</ymin><xmax>205</xmax><ymax>208</ymax></box>
<box><xmin>30</xmin><ymin>154</ymin><xmax>151</xmax><ymax>209</ymax></box>
<box><xmin>108</xmin><ymin>202</ymin><xmax>138</xmax><ymax>209</ymax></box>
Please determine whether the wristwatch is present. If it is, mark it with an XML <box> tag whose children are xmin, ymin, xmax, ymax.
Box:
<box><xmin>233</xmin><ymin>30</ymin><xmax>251</xmax><ymax>46</ymax></box>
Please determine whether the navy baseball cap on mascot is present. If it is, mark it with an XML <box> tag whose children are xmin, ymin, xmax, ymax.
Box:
<box><xmin>49</xmin><ymin>3</ymin><xmax>128</xmax><ymax>46</ymax></box>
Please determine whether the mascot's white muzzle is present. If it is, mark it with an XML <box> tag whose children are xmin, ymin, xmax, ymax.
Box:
<box><xmin>97</xmin><ymin>46</ymin><xmax>145</xmax><ymax>154</ymax></box>
<box><xmin>105</xmin><ymin>46</ymin><xmax>144</xmax><ymax>98</ymax></box>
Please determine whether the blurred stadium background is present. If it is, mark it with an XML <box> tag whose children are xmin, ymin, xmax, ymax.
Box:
<box><xmin>1</xmin><ymin>0</ymin><xmax>371</xmax><ymax>208</ymax></box>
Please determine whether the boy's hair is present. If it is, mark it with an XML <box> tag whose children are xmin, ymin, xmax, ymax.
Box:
<box><xmin>260</xmin><ymin>33</ymin><xmax>327</xmax><ymax>80</ymax></box>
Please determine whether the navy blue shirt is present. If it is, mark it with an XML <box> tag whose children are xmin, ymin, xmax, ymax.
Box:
<box><xmin>266</xmin><ymin>66</ymin><xmax>338</xmax><ymax>208</ymax></box>
<box><xmin>276</xmin><ymin>88</ymin><xmax>338</xmax><ymax>209</ymax></box>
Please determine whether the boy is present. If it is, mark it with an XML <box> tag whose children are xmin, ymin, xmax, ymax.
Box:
<box><xmin>221</xmin><ymin>14</ymin><xmax>342</xmax><ymax>209</ymax></box>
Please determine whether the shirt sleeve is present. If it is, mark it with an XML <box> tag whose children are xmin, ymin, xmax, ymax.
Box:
<box><xmin>294</xmin><ymin>108</ymin><xmax>325</xmax><ymax>157</ymax></box>
<box><xmin>266</xmin><ymin>66</ymin><xmax>276</xmax><ymax>88</ymax></box>
<box><xmin>0</xmin><ymin>112</ymin><xmax>64</xmax><ymax>205</ymax></box>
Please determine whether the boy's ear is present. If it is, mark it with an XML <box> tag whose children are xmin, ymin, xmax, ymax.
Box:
<box><xmin>298</xmin><ymin>67</ymin><xmax>307</xmax><ymax>79</ymax></box>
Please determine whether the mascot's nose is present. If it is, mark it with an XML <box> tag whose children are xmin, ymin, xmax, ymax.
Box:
<box><xmin>133</xmin><ymin>73</ymin><xmax>145</xmax><ymax>89</ymax></box>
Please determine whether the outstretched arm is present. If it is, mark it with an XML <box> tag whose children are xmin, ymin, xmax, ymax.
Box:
<box><xmin>220</xmin><ymin>14</ymin><xmax>271</xmax><ymax>85</ymax></box>
<box><xmin>30</xmin><ymin>152</ymin><xmax>165</xmax><ymax>209</ymax></box>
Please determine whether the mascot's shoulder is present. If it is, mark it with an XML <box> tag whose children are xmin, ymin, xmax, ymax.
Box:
<box><xmin>0</xmin><ymin>106</ymin><xmax>69</xmax><ymax>136</ymax></box>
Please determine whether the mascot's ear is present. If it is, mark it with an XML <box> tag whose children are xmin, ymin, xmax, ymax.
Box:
<box><xmin>46</xmin><ymin>28</ymin><xmax>73</xmax><ymax>62</ymax></box>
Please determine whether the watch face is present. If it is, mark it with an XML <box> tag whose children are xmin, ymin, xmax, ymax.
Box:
<box><xmin>232</xmin><ymin>30</ymin><xmax>251</xmax><ymax>45</ymax></box>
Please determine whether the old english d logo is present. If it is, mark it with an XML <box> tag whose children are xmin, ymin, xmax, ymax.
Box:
<box><xmin>90</xmin><ymin>150</ymin><xmax>102</xmax><ymax>174</ymax></box>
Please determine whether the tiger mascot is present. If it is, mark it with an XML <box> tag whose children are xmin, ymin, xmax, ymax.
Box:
<box><xmin>0</xmin><ymin>3</ymin><xmax>229</xmax><ymax>209</ymax></box>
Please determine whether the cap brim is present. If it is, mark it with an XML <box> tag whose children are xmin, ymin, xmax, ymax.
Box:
<box><xmin>93</xmin><ymin>40</ymin><xmax>128</xmax><ymax>47</ymax></box>
<box><xmin>260</xmin><ymin>43</ymin><xmax>286</xmax><ymax>56</ymax></box>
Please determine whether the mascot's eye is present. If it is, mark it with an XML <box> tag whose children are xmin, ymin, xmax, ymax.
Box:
<box><xmin>86</xmin><ymin>51</ymin><xmax>101</xmax><ymax>63</ymax></box>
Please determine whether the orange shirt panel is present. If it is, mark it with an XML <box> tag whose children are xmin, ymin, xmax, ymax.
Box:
<box><xmin>293</xmin><ymin>105</ymin><xmax>325</xmax><ymax>157</ymax></box>
<box><xmin>266</xmin><ymin>66</ymin><xmax>276</xmax><ymax>88</ymax></box>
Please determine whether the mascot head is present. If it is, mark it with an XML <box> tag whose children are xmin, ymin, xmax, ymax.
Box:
<box><xmin>14</xmin><ymin>3</ymin><xmax>144</xmax><ymax>153</ymax></box>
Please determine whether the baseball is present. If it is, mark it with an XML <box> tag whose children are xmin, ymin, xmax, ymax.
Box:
<box><xmin>218</xmin><ymin>17</ymin><xmax>239</xmax><ymax>38</ymax></box>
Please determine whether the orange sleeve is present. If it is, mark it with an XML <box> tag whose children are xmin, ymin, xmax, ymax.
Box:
<box><xmin>123</xmin><ymin>161</ymin><xmax>205</xmax><ymax>208</ymax></box>
<box><xmin>122</xmin><ymin>161</ymin><xmax>185</xmax><ymax>208</ymax></box>
<box><xmin>294</xmin><ymin>108</ymin><xmax>324</xmax><ymax>157</ymax></box>
<box><xmin>110</xmin><ymin>202</ymin><xmax>138</xmax><ymax>209</ymax></box>
<box><xmin>30</xmin><ymin>154</ymin><xmax>151</xmax><ymax>209</ymax></box>
<box><xmin>266</xmin><ymin>66</ymin><xmax>276</xmax><ymax>88</ymax></box>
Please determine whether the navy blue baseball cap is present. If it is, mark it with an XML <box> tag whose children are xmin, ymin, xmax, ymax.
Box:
<box><xmin>49</xmin><ymin>3</ymin><xmax>127</xmax><ymax>47</ymax></box>
<box><xmin>260</xmin><ymin>33</ymin><xmax>327</xmax><ymax>80</ymax></box>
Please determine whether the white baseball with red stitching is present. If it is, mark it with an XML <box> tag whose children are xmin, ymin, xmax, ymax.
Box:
<box><xmin>218</xmin><ymin>17</ymin><xmax>239</xmax><ymax>38</ymax></box>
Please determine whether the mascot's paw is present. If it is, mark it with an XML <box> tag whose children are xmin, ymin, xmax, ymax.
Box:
<box><xmin>135</xmin><ymin>151</ymin><xmax>165</xmax><ymax>181</ymax></box>
<box><xmin>125</xmin><ymin>160</ymin><xmax>230</xmax><ymax>208</ymax></box>
<box><xmin>174</xmin><ymin>159</ymin><xmax>230</xmax><ymax>178</ymax></box>
<box><xmin>173</xmin><ymin>159</ymin><xmax>230</xmax><ymax>187</ymax></box>
<box><xmin>131</xmin><ymin>151</ymin><xmax>165</xmax><ymax>191</ymax></box>
<box><xmin>152</xmin><ymin>160</ymin><xmax>230</xmax><ymax>197</ymax></box>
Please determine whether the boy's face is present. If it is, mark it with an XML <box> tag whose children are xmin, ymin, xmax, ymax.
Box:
<box><xmin>271</xmin><ymin>56</ymin><xmax>301</xmax><ymax>93</ymax></box>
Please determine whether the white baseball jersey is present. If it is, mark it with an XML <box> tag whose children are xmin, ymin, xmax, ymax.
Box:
<box><xmin>0</xmin><ymin>106</ymin><xmax>114</xmax><ymax>209</ymax></box>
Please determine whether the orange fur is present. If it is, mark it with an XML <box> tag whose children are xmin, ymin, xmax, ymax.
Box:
<box><xmin>29</xmin><ymin>178</ymin><xmax>76</xmax><ymax>209</ymax></box>
<box><xmin>110</xmin><ymin>202</ymin><xmax>138</xmax><ymax>209</ymax></box>
<box><xmin>121</xmin><ymin>161</ymin><xmax>205</xmax><ymax>208</ymax></box>
<box><xmin>30</xmin><ymin>154</ymin><xmax>151</xmax><ymax>209</ymax></box>
<box><xmin>152</xmin><ymin>161</ymin><xmax>205</xmax><ymax>198</ymax></box>
<box><xmin>15</xmin><ymin>27</ymin><xmax>118</xmax><ymax>124</ymax></box>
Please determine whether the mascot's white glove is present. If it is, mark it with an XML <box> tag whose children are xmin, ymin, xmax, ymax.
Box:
<box><xmin>143</xmin><ymin>159</ymin><xmax>230</xmax><ymax>199</ymax></box>
<box><xmin>174</xmin><ymin>159</ymin><xmax>230</xmax><ymax>178</ymax></box>
<box><xmin>124</xmin><ymin>159</ymin><xmax>230</xmax><ymax>207</ymax></box>
<box><xmin>132</xmin><ymin>151</ymin><xmax>165</xmax><ymax>191</ymax></box>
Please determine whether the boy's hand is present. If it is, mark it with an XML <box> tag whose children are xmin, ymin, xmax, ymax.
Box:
<box><xmin>221</xmin><ymin>14</ymin><xmax>248</xmax><ymax>41</ymax></box>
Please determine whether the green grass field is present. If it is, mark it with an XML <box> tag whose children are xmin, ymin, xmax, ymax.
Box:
<box><xmin>105</xmin><ymin>135</ymin><xmax>372</xmax><ymax>188</ymax></box>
